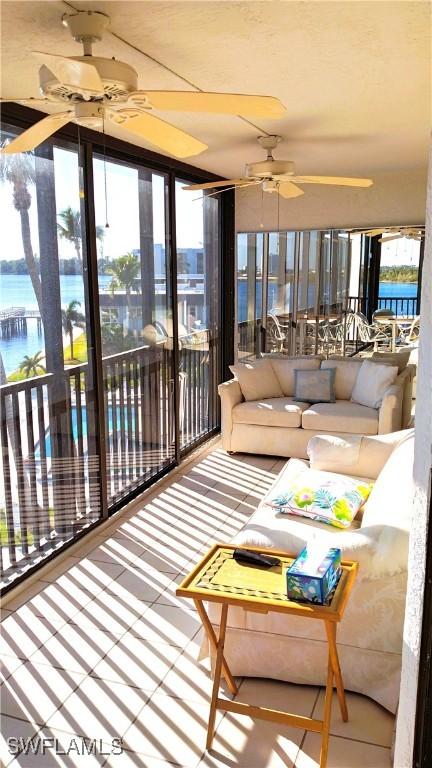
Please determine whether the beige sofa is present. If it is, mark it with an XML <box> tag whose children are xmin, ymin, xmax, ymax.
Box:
<box><xmin>219</xmin><ymin>355</ymin><xmax>415</xmax><ymax>459</ymax></box>
<box><xmin>204</xmin><ymin>428</ymin><xmax>414</xmax><ymax>713</ymax></box>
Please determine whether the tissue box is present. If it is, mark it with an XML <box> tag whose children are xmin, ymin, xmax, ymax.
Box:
<box><xmin>286</xmin><ymin>545</ymin><xmax>341</xmax><ymax>605</ymax></box>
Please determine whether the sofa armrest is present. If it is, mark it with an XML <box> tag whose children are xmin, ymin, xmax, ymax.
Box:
<box><xmin>378</xmin><ymin>384</ymin><xmax>403</xmax><ymax>434</ymax></box>
<box><xmin>218</xmin><ymin>379</ymin><xmax>243</xmax><ymax>451</ymax></box>
<box><xmin>308</xmin><ymin>430</ymin><xmax>413</xmax><ymax>479</ymax></box>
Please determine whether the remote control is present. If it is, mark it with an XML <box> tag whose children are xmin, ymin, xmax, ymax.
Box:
<box><xmin>233</xmin><ymin>548</ymin><xmax>281</xmax><ymax>568</ymax></box>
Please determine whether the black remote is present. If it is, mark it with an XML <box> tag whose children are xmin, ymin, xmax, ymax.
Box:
<box><xmin>233</xmin><ymin>548</ymin><xmax>281</xmax><ymax>569</ymax></box>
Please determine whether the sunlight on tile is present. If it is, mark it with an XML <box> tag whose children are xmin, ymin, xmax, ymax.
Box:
<box><xmin>0</xmin><ymin>715</ymin><xmax>38</xmax><ymax>768</ymax></box>
<box><xmin>91</xmin><ymin>636</ymin><xmax>181</xmax><ymax>691</ymax></box>
<box><xmin>295</xmin><ymin>733</ymin><xmax>392</xmax><ymax>768</ymax></box>
<box><xmin>1</xmin><ymin>662</ymin><xmax>84</xmax><ymax>725</ymax></box>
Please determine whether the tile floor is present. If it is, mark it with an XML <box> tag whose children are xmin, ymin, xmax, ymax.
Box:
<box><xmin>1</xmin><ymin>443</ymin><xmax>394</xmax><ymax>767</ymax></box>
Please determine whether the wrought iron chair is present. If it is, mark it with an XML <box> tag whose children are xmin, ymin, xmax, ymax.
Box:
<box><xmin>266</xmin><ymin>309</ymin><xmax>292</xmax><ymax>352</ymax></box>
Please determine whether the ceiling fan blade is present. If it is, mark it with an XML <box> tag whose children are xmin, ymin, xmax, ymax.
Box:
<box><xmin>183</xmin><ymin>178</ymin><xmax>249</xmax><ymax>191</ymax></box>
<box><xmin>0</xmin><ymin>97</ymin><xmax>50</xmax><ymax>104</ymax></box>
<box><xmin>129</xmin><ymin>91</ymin><xmax>286</xmax><ymax>118</ymax></box>
<box><xmin>277</xmin><ymin>181</ymin><xmax>304</xmax><ymax>199</ymax></box>
<box><xmin>108</xmin><ymin>108</ymin><xmax>207</xmax><ymax>158</ymax></box>
<box><xmin>197</xmin><ymin>181</ymin><xmax>259</xmax><ymax>200</ymax></box>
<box><xmin>379</xmin><ymin>235</ymin><xmax>404</xmax><ymax>243</ymax></box>
<box><xmin>33</xmin><ymin>51</ymin><xmax>103</xmax><ymax>93</ymax></box>
<box><xmin>293</xmin><ymin>175</ymin><xmax>373</xmax><ymax>187</ymax></box>
<box><xmin>0</xmin><ymin>111</ymin><xmax>72</xmax><ymax>154</ymax></box>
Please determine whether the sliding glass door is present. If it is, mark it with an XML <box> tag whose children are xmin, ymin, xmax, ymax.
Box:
<box><xmin>175</xmin><ymin>182</ymin><xmax>220</xmax><ymax>451</ymax></box>
<box><xmin>0</xmin><ymin>113</ymin><xmax>224</xmax><ymax>591</ymax></box>
<box><xmin>0</xmin><ymin>129</ymin><xmax>102</xmax><ymax>586</ymax></box>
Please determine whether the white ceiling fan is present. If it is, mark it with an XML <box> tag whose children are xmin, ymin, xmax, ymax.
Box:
<box><xmin>182</xmin><ymin>135</ymin><xmax>373</xmax><ymax>197</ymax></box>
<box><xmin>348</xmin><ymin>225</ymin><xmax>425</xmax><ymax>243</ymax></box>
<box><xmin>0</xmin><ymin>10</ymin><xmax>286</xmax><ymax>159</ymax></box>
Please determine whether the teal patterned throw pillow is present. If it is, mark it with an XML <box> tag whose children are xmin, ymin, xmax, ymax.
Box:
<box><xmin>268</xmin><ymin>469</ymin><xmax>373</xmax><ymax>528</ymax></box>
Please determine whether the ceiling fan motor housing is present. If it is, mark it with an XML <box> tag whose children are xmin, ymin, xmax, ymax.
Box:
<box><xmin>39</xmin><ymin>57</ymin><xmax>138</xmax><ymax>103</ymax></box>
<box><xmin>246</xmin><ymin>159</ymin><xmax>295</xmax><ymax>179</ymax></box>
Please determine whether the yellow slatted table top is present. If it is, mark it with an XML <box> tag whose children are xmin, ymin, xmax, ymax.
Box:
<box><xmin>176</xmin><ymin>544</ymin><xmax>358</xmax><ymax>622</ymax></box>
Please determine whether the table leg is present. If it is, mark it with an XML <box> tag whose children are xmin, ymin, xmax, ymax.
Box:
<box><xmin>193</xmin><ymin>599</ymin><xmax>238</xmax><ymax>696</ymax></box>
<box><xmin>319</xmin><ymin>654</ymin><xmax>334</xmax><ymax>768</ymax></box>
<box><xmin>206</xmin><ymin>602</ymin><xmax>229</xmax><ymax>750</ymax></box>
<box><xmin>325</xmin><ymin>621</ymin><xmax>348</xmax><ymax>722</ymax></box>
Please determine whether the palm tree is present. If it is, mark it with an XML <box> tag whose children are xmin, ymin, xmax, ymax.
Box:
<box><xmin>107</xmin><ymin>253</ymin><xmax>140</xmax><ymax>327</ymax></box>
<box><xmin>19</xmin><ymin>351</ymin><xmax>46</xmax><ymax>378</ymax></box>
<box><xmin>0</xmin><ymin>144</ymin><xmax>42</xmax><ymax>312</ymax></box>
<box><xmin>57</xmin><ymin>207</ymin><xmax>105</xmax><ymax>263</ymax></box>
<box><xmin>61</xmin><ymin>300</ymin><xmax>85</xmax><ymax>360</ymax></box>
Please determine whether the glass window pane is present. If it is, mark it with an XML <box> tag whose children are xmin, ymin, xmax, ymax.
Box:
<box><xmin>0</xmin><ymin>126</ymin><xmax>101</xmax><ymax>587</ymax></box>
<box><xmin>175</xmin><ymin>182</ymin><xmax>220</xmax><ymax>449</ymax></box>
<box><xmin>93</xmin><ymin>155</ymin><xmax>175</xmax><ymax>504</ymax></box>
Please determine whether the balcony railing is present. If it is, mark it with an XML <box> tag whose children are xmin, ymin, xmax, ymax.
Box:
<box><xmin>0</xmin><ymin>331</ymin><xmax>217</xmax><ymax>588</ymax></box>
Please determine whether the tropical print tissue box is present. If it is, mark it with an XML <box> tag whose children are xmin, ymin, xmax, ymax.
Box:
<box><xmin>268</xmin><ymin>469</ymin><xmax>373</xmax><ymax>528</ymax></box>
<box><xmin>286</xmin><ymin>545</ymin><xmax>342</xmax><ymax>605</ymax></box>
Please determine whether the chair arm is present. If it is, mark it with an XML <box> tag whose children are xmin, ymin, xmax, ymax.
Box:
<box><xmin>308</xmin><ymin>430</ymin><xmax>413</xmax><ymax>479</ymax></box>
<box><xmin>218</xmin><ymin>379</ymin><xmax>243</xmax><ymax>451</ymax></box>
<box><xmin>378</xmin><ymin>384</ymin><xmax>403</xmax><ymax>434</ymax></box>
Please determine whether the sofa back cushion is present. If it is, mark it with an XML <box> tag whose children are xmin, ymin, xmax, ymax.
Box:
<box><xmin>351</xmin><ymin>359</ymin><xmax>399</xmax><ymax>408</ymax></box>
<box><xmin>321</xmin><ymin>357</ymin><xmax>363</xmax><ymax>400</ymax></box>
<box><xmin>371</xmin><ymin>349</ymin><xmax>411</xmax><ymax>373</ymax></box>
<box><xmin>229</xmin><ymin>358</ymin><xmax>283</xmax><ymax>401</ymax></box>
<box><xmin>361</xmin><ymin>433</ymin><xmax>414</xmax><ymax>531</ymax></box>
<box><xmin>270</xmin><ymin>355</ymin><xmax>322</xmax><ymax>397</ymax></box>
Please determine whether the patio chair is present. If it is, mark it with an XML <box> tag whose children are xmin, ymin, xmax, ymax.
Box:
<box><xmin>266</xmin><ymin>309</ymin><xmax>292</xmax><ymax>352</ymax></box>
<box><xmin>354</xmin><ymin>311</ymin><xmax>392</xmax><ymax>351</ymax></box>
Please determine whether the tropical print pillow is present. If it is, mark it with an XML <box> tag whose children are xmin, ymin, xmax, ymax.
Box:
<box><xmin>268</xmin><ymin>470</ymin><xmax>373</xmax><ymax>528</ymax></box>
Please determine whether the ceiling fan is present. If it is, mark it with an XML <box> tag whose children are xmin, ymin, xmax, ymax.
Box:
<box><xmin>182</xmin><ymin>135</ymin><xmax>373</xmax><ymax>197</ymax></box>
<box><xmin>347</xmin><ymin>226</ymin><xmax>425</xmax><ymax>243</ymax></box>
<box><xmin>0</xmin><ymin>10</ymin><xmax>286</xmax><ymax>159</ymax></box>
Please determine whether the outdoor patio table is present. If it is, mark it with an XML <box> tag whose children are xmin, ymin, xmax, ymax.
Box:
<box><xmin>176</xmin><ymin>543</ymin><xmax>358</xmax><ymax>768</ymax></box>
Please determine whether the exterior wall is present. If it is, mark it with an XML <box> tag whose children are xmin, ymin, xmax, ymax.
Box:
<box><xmin>394</xmin><ymin>145</ymin><xmax>431</xmax><ymax>766</ymax></box>
<box><xmin>235</xmin><ymin>169</ymin><xmax>427</xmax><ymax>233</ymax></box>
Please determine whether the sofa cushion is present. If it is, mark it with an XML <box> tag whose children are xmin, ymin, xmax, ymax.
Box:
<box><xmin>361</xmin><ymin>433</ymin><xmax>414</xmax><ymax>531</ymax></box>
<box><xmin>230</xmin><ymin>358</ymin><xmax>283</xmax><ymax>401</ymax></box>
<box><xmin>270</xmin><ymin>356</ymin><xmax>322</xmax><ymax>397</ymax></box>
<box><xmin>294</xmin><ymin>368</ymin><xmax>336</xmax><ymax>404</ymax></box>
<box><xmin>351</xmin><ymin>359</ymin><xmax>398</xmax><ymax>409</ymax></box>
<box><xmin>371</xmin><ymin>349</ymin><xmax>411</xmax><ymax>373</ymax></box>
<box><xmin>321</xmin><ymin>357</ymin><xmax>363</xmax><ymax>400</ymax></box>
<box><xmin>302</xmin><ymin>401</ymin><xmax>379</xmax><ymax>435</ymax></box>
<box><xmin>232</xmin><ymin>397</ymin><xmax>310</xmax><ymax>429</ymax></box>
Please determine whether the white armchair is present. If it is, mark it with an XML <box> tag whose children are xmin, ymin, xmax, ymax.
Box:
<box><xmin>204</xmin><ymin>429</ymin><xmax>414</xmax><ymax>713</ymax></box>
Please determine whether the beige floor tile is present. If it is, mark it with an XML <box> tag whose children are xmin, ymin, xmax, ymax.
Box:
<box><xmin>122</xmin><ymin>693</ymin><xmax>222</xmax><ymax>767</ymax></box>
<box><xmin>45</xmin><ymin>560</ymin><xmax>125</xmax><ymax>598</ymax></box>
<box><xmin>2</xmin><ymin>581</ymin><xmax>48</xmax><ymax>612</ymax></box>
<box><xmin>0</xmin><ymin>662</ymin><xmax>84</xmax><ymax>725</ymax></box>
<box><xmin>46</xmin><ymin>677</ymin><xmax>150</xmax><ymax>743</ymax></box>
<box><xmin>24</xmin><ymin>580</ymin><xmax>96</xmax><ymax>624</ymax></box>
<box><xmin>28</xmin><ymin>625</ymin><xmax>119</xmax><ymax>674</ymax></box>
<box><xmin>1</xmin><ymin>610</ymin><xmax>64</xmax><ymax>661</ymax></box>
<box><xmin>295</xmin><ymin>733</ymin><xmax>392</xmax><ymax>767</ymax></box>
<box><xmin>9</xmin><ymin>727</ymin><xmax>108</xmax><ymax>766</ymax></box>
<box><xmin>106</xmin><ymin>564</ymin><xmax>176</xmax><ymax>604</ymax></box>
<box><xmin>68</xmin><ymin>590</ymin><xmax>151</xmax><ymax>636</ymax></box>
<box><xmin>197</xmin><ymin>679</ymin><xmax>318</xmax><ymax>768</ymax></box>
<box><xmin>102</xmin><ymin>752</ymin><xmax>184</xmax><ymax>767</ymax></box>
<box><xmin>158</xmin><ymin>640</ymin><xmax>237</xmax><ymax>705</ymax></box>
<box><xmin>0</xmin><ymin>715</ymin><xmax>38</xmax><ymax>768</ymax></box>
<box><xmin>312</xmin><ymin>689</ymin><xmax>395</xmax><ymax>748</ymax></box>
<box><xmin>129</xmin><ymin>603</ymin><xmax>201</xmax><ymax>647</ymax></box>
<box><xmin>91</xmin><ymin>636</ymin><xmax>181</xmax><ymax>691</ymax></box>
<box><xmin>1</xmin><ymin>656</ymin><xmax>24</xmax><ymax>683</ymax></box>
<box><xmin>85</xmin><ymin>537</ymin><xmax>149</xmax><ymax>567</ymax></box>
<box><xmin>38</xmin><ymin>557</ymin><xmax>82</xmax><ymax>583</ymax></box>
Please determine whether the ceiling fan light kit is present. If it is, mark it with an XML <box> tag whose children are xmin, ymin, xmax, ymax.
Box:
<box><xmin>0</xmin><ymin>10</ymin><xmax>286</xmax><ymax>158</ymax></box>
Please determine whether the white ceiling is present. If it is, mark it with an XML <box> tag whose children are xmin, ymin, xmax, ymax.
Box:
<box><xmin>1</xmin><ymin>1</ymin><xmax>430</xmax><ymax>180</ymax></box>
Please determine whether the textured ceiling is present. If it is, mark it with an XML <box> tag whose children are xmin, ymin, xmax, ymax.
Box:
<box><xmin>1</xmin><ymin>1</ymin><xmax>430</xmax><ymax>179</ymax></box>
